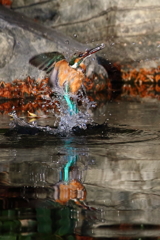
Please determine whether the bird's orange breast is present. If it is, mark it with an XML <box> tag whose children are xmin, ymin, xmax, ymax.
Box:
<box><xmin>55</xmin><ymin>60</ymin><xmax>85</xmax><ymax>94</ymax></box>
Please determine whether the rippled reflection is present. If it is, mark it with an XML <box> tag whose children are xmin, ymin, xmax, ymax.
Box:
<box><xmin>0</xmin><ymin>100</ymin><xmax>160</xmax><ymax>239</ymax></box>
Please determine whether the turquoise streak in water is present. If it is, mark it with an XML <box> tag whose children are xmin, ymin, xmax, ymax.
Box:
<box><xmin>64</xmin><ymin>83</ymin><xmax>78</xmax><ymax>115</ymax></box>
<box><xmin>64</xmin><ymin>94</ymin><xmax>78</xmax><ymax>115</ymax></box>
<box><xmin>64</xmin><ymin>155</ymin><xmax>77</xmax><ymax>182</ymax></box>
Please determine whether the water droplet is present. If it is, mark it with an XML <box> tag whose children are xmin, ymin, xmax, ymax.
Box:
<box><xmin>65</xmin><ymin>40</ymin><xmax>69</xmax><ymax>44</ymax></box>
<box><xmin>100</xmin><ymin>43</ymin><xmax>105</xmax><ymax>48</ymax></box>
<box><xmin>43</xmin><ymin>32</ymin><xmax>47</xmax><ymax>37</ymax></box>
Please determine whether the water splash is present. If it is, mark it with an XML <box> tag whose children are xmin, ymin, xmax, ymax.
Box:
<box><xmin>8</xmin><ymin>89</ymin><xmax>97</xmax><ymax>136</ymax></box>
<box><xmin>50</xmin><ymin>89</ymin><xmax>95</xmax><ymax>134</ymax></box>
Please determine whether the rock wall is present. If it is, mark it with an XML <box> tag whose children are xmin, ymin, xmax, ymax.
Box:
<box><xmin>0</xmin><ymin>0</ymin><xmax>160</xmax><ymax>83</ymax></box>
<box><xmin>0</xmin><ymin>6</ymin><xmax>107</xmax><ymax>83</ymax></box>
<box><xmin>12</xmin><ymin>0</ymin><xmax>160</xmax><ymax>65</ymax></box>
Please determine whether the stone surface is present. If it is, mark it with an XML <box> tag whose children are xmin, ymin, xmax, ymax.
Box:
<box><xmin>0</xmin><ymin>18</ymin><xmax>56</xmax><ymax>82</ymax></box>
<box><xmin>11</xmin><ymin>0</ymin><xmax>160</xmax><ymax>66</ymax></box>
<box><xmin>1</xmin><ymin>0</ymin><xmax>160</xmax><ymax>83</ymax></box>
<box><xmin>0</xmin><ymin>29</ymin><xmax>14</xmax><ymax>68</ymax></box>
<box><xmin>0</xmin><ymin>6</ymin><xmax>107</xmax><ymax>83</ymax></box>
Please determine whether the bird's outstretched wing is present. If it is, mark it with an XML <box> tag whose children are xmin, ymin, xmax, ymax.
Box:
<box><xmin>29</xmin><ymin>52</ymin><xmax>65</xmax><ymax>73</ymax></box>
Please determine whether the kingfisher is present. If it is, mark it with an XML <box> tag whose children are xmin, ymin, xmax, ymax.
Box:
<box><xmin>29</xmin><ymin>44</ymin><xmax>105</xmax><ymax>113</ymax></box>
<box><xmin>29</xmin><ymin>44</ymin><xmax>104</xmax><ymax>93</ymax></box>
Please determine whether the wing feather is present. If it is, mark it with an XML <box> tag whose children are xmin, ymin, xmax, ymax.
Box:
<box><xmin>29</xmin><ymin>52</ymin><xmax>65</xmax><ymax>73</ymax></box>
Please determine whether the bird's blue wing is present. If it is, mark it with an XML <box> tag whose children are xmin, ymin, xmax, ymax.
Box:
<box><xmin>29</xmin><ymin>52</ymin><xmax>65</xmax><ymax>73</ymax></box>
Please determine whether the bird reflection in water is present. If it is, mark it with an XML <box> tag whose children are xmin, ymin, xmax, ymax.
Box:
<box><xmin>0</xmin><ymin>147</ymin><xmax>99</xmax><ymax>239</ymax></box>
<box><xmin>0</xmin><ymin>150</ymin><xmax>89</xmax><ymax>208</ymax></box>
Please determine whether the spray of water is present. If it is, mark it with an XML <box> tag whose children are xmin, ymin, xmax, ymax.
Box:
<box><xmin>51</xmin><ymin>89</ymin><xmax>95</xmax><ymax>134</ymax></box>
<box><xmin>8</xmin><ymin>90</ymin><xmax>96</xmax><ymax>136</ymax></box>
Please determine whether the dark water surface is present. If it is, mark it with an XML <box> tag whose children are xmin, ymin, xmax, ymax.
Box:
<box><xmin>0</xmin><ymin>98</ymin><xmax>160</xmax><ymax>239</ymax></box>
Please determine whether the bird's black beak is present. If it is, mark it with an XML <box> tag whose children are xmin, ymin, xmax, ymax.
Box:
<box><xmin>80</xmin><ymin>43</ymin><xmax>105</xmax><ymax>58</ymax></box>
